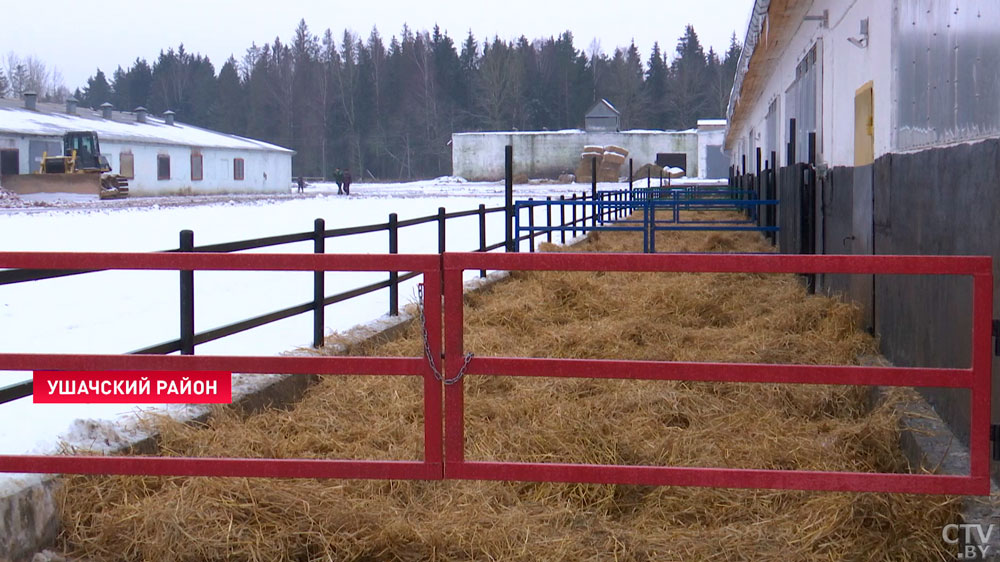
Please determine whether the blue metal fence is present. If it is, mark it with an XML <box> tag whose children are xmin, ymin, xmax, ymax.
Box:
<box><xmin>515</xmin><ymin>186</ymin><xmax>780</xmax><ymax>253</ymax></box>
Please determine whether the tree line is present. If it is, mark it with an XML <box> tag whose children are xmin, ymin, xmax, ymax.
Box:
<box><xmin>2</xmin><ymin>22</ymin><xmax>740</xmax><ymax>180</ymax></box>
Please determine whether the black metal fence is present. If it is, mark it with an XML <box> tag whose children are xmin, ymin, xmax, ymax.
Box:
<box><xmin>0</xmin><ymin>149</ymin><xmax>608</xmax><ymax>405</ymax></box>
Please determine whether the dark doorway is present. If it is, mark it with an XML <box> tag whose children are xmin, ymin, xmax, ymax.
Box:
<box><xmin>0</xmin><ymin>149</ymin><xmax>18</xmax><ymax>176</ymax></box>
<box><xmin>656</xmin><ymin>152</ymin><xmax>687</xmax><ymax>172</ymax></box>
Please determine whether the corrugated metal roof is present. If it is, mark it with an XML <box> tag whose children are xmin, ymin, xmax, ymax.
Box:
<box><xmin>0</xmin><ymin>99</ymin><xmax>294</xmax><ymax>154</ymax></box>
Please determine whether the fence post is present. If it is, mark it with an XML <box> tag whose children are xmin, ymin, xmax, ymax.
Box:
<box><xmin>179</xmin><ymin>229</ymin><xmax>194</xmax><ymax>355</ymax></box>
<box><xmin>505</xmin><ymin>145</ymin><xmax>514</xmax><ymax>252</ymax></box>
<box><xmin>571</xmin><ymin>193</ymin><xmax>578</xmax><ymax>238</ymax></box>
<box><xmin>559</xmin><ymin>195</ymin><xmax>566</xmax><ymax>244</ymax></box>
<box><xmin>545</xmin><ymin>196</ymin><xmax>552</xmax><ymax>243</ymax></box>
<box><xmin>528</xmin><ymin>198</ymin><xmax>536</xmax><ymax>252</ymax></box>
<box><xmin>312</xmin><ymin>219</ymin><xmax>326</xmax><ymax>347</ymax></box>
<box><xmin>770</xmin><ymin>149</ymin><xmax>778</xmax><ymax>245</ymax></box>
<box><xmin>388</xmin><ymin>213</ymin><xmax>399</xmax><ymax>316</ymax></box>
<box><xmin>478</xmin><ymin>204</ymin><xmax>487</xmax><ymax>278</ymax></box>
<box><xmin>629</xmin><ymin>158</ymin><xmax>633</xmax><ymax>193</ymax></box>
<box><xmin>438</xmin><ymin>207</ymin><xmax>446</xmax><ymax>254</ymax></box>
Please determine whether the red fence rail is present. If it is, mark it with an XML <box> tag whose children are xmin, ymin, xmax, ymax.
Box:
<box><xmin>0</xmin><ymin>251</ymin><xmax>443</xmax><ymax>480</ymax></box>
<box><xmin>441</xmin><ymin>252</ymin><xmax>993</xmax><ymax>495</ymax></box>
<box><xmin>0</xmin><ymin>250</ymin><xmax>992</xmax><ymax>495</ymax></box>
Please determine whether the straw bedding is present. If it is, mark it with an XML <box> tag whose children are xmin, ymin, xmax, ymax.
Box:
<box><xmin>57</xmin><ymin>215</ymin><xmax>959</xmax><ymax>561</ymax></box>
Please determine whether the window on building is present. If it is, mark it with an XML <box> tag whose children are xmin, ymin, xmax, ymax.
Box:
<box><xmin>234</xmin><ymin>158</ymin><xmax>245</xmax><ymax>181</ymax></box>
<box><xmin>120</xmin><ymin>152</ymin><xmax>134</xmax><ymax>179</ymax></box>
<box><xmin>190</xmin><ymin>152</ymin><xmax>203</xmax><ymax>181</ymax></box>
<box><xmin>157</xmin><ymin>154</ymin><xmax>170</xmax><ymax>180</ymax></box>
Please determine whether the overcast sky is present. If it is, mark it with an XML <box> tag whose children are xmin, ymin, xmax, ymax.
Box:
<box><xmin>4</xmin><ymin>0</ymin><xmax>750</xmax><ymax>92</ymax></box>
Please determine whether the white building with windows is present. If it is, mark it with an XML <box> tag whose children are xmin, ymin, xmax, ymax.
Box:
<box><xmin>0</xmin><ymin>95</ymin><xmax>293</xmax><ymax>196</ymax></box>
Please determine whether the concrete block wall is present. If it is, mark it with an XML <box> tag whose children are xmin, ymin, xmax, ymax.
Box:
<box><xmin>452</xmin><ymin>130</ymin><xmax>698</xmax><ymax>181</ymax></box>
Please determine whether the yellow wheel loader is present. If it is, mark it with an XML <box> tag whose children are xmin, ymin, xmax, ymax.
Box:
<box><xmin>37</xmin><ymin>131</ymin><xmax>129</xmax><ymax>199</ymax></box>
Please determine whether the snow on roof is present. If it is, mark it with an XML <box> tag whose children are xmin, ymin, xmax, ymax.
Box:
<box><xmin>697</xmin><ymin>119</ymin><xmax>727</xmax><ymax>127</ymax></box>
<box><xmin>585</xmin><ymin>98</ymin><xmax>621</xmax><ymax>117</ymax></box>
<box><xmin>0</xmin><ymin>100</ymin><xmax>293</xmax><ymax>154</ymax></box>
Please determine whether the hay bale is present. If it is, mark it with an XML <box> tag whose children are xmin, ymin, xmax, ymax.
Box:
<box><xmin>602</xmin><ymin>152</ymin><xmax>626</xmax><ymax>166</ymax></box>
<box><xmin>557</xmin><ymin>173</ymin><xmax>575</xmax><ymax>183</ymax></box>
<box><xmin>580</xmin><ymin>151</ymin><xmax>603</xmax><ymax>160</ymax></box>
<box><xmin>512</xmin><ymin>172</ymin><xmax>530</xmax><ymax>184</ymax></box>
<box><xmin>604</xmin><ymin>145</ymin><xmax>629</xmax><ymax>157</ymax></box>
<box><xmin>582</xmin><ymin>145</ymin><xmax>604</xmax><ymax>154</ymax></box>
<box><xmin>631</xmin><ymin>163</ymin><xmax>664</xmax><ymax>181</ymax></box>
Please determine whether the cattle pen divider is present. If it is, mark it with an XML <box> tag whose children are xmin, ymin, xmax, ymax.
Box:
<box><xmin>0</xmin><ymin>250</ymin><xmax>992</xmax><ymax>496</ymax></box>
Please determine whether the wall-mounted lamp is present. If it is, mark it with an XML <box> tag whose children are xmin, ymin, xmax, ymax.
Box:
<box><xmin>847</xmin><ymin>18</ymin><xmax>869</xmax><ymax>48</ymax></box>
<box><xmin>803</xmin><ymin>9</ymin><xmax>829</xmax><ymax>28</ymax></box>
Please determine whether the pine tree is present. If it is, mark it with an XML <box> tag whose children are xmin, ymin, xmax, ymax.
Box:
<box><xmin>0</xmin><ymin>69</ymin><xmax>8</xmax><ymax>98</ymax></box>
<box><xmin>82</xmin><ymin>69</ymin><xmax>112</xmax><ymax>108</ymax></box>
<box><xmin>666</xmin><ymin>25</ymin><xmax>710</xmax><ymax>129</ymax></box>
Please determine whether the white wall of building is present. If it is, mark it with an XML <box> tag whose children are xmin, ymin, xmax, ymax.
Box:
<box><xmin>453</xmin><ymin>130</ymin><xmax>699</xmax><ymax>181</ymax></box>
<box><xmin>101</xmin><ymin>142</ymin><xmax>292</xmax><ymax>195</ymax></box>
<box><xmin>728</xmin><ymin>0</ymin><xmax>893</xmax><ymax>168</ymax></box>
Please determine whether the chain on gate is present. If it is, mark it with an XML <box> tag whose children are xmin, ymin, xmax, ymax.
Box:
<box><xmin>417</xmin><ymin>283</ymin><xmax>473</xmax><ymax>385</ymax></box>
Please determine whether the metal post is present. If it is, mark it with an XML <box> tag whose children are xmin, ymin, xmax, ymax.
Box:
<box><xmin>571</xmin><ymin>193</ymin><xmax>578</xmax><ymax>238</ymax></box>
<box><xmin>559</xmin><ymin>195</ymin><xmax>566</xmax><ymax>244</ymax></box>
<box><xmin>591</xmin><ymin>156</ymin><xmax>598</xmax><ymax>194</ymax></box>
<box><xmin>388</xmin><ymin>213</ymin><xmax>399</xmax><ymax>315</ymax></box>
<box><xmin>505</xmin><ymin>145</ymin><xmax>514</xmax><ymax>252</ymax></box>
<box><xmin>770</xmin><ymin>149</ymin><xmax>778</xmax><ymax>245</ymax></box>
<box><xmin>438</xmin><ymin>207</ymin><xmax>446</xmax><ymax>254</ymax></box>
<box><xmin>788</xmin><ymin>118</ymin><xmax>797</xmax><ymax>164</ymax></box>
<box><xmin>804</xmin><ymin>132</ymin><xmax>817</xmax><ymax>293</ymax></box>
<box><xmin>545</xmin><ymin>196</ymin><xmax>552</xmax><ymax>243</ymax></box>
<box><xmin>179</xmin><ymin>229</ymin><xmax>194</xmax><ymax>355</ymax></box>
<box><xmin>478</xmin><ymin>204</ymin><xmax>487</xmax><ymax>278</ymax></box>
<box><xmin>628</xmin><ymin>158</ymin><xmax>633</xmax><ymax>192</ymax></box>
<box><xmin>313</xmin><ymin>219</ymin><xmax>326</xmax><ymax>347</ymax></box>
<box><xmin>528</xmin><ymin>198</ymin><xmax>536</xmax><ymax>252</ymax></box>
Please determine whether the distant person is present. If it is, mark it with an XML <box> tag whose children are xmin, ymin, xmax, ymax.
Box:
<box><xmin>297</xmin><ymin>176</ymin><xmax>305</xmax><ymax>193</ymax></box>
<box><xmin>333</xmin><ymin>168</ymin><xmax>344</xmax><ymax>194</ymax></box>
<box><xmin>342</xmin><ymin>169</ymin><xmax>352</xmax><ymax>195</ymax></box>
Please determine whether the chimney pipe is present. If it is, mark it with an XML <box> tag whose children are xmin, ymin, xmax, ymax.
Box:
<box><xmin>66</xmin><ymin>97</ymin><xmax>78</xmax><ymax>115</ymax></box>
<box><xmin>135</xmin><ymin>106</ymin><xmax>147</xmax><ymax>124</ymax></box>
<box><xmin>100</xmin><ymin>102</ymin><xmax>114</xmax><ymax>119</ymax></box>
<box><xmin>23</xmin><ymin>92</ymin><xmax>37</xmax><ymax>111</ymax></box>
<box><xmin>163</xmin><ymin>110</ymin><xmax>175</xmax><ymax>126</ymax></box>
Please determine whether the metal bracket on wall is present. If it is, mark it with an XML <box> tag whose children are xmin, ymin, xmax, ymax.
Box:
<box><xmin>993</xmin><ymin>320</ymin><xmax>1000</xmax><ymax>356</ymax></box>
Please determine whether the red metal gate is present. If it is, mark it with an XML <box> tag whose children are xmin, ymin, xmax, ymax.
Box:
<box><xmin>0</xmin><ymin>251</ymin><xmax>443</xmax><ymax>480</ymax></box>
<box><xmin>441</xmin><ymin>252</ymin><xmax>992</xmax><ymax>495</ymax></box>
<box><xmin>0</xmin><ymin>250</ymin><xmax>992</xmax><ymax>495</ymax></box>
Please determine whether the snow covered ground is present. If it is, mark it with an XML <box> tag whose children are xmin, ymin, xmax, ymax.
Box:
<box><xmin>0</xmin><ymin>178</ymin><xmax>612</xmax><ymax>458</ymax></box>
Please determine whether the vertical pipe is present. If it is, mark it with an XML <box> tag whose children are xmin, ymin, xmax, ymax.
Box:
<box><xmin>313</xmin><ymin>219</ymin><xmax>326</xmax><ymax>347</ymax></box>
<box><xmin>528</xmin><ymin>198</ymin><xmax>536</xmax><ymax>253</ymax></box>
<box><xmin>788</xmin><ymin>118</ymin><xmax>797</xmax><ymax>164</ymax></box>
<box><xmin>628</xmin><ymin>158</ymin><xmax>633</xmax><ymax>192</ymax></box>
<box><xmin>438</xmin><ymin>207</ymin><xmax>446</xmax><ymax>254</ymax></box>
<box><xmin>559</xmin><ymin>195</ymin><xmax>566</xmax><ymax>244</ymax></box>
<box><xmin>179</xmin><ymin>229</ymin><xmax>194</xmax><ymax>355</ymax></box>
<box><xmin>591</xmin><ymin>156</ymin><xmax>598</xmax><ymax>194</ymax></box>
<box><xmin>545</xmin><ymin>196</ymin><xmax>553</xmax><ymax>243</ymax></box>
<box><xmin>505</xmin><ymin>145</ymin><xmax>514</xmax><ymax>252</ymax></box>
<box><xmin>571</xmin><ymin>193</ymin><xmax>578</xmax><ymax>238</ymax></box>
<box><xmin>770</xmin><ymin>149</ymin><xmax>778</xmax><ymax>245</ymax></box>
<box><xmin>478</xmin><ymin>204</ymin><xmax>486</xmax><ymax>278</ymax></box>
<box><xmin>388</xmin><ymin>213</ymin><xmax>399</xmax><ymax>315</ymax></box>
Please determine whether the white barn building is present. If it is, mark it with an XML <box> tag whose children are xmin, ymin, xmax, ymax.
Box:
<box><xmin>0</xmin><ymin>94</ymin><xmax>293</xmax><ymax>196</ymax></box>
<box><xmin>725</xmin><ymin>0</ymin><xmax>1000</xmax><ymax>464</ymax></box>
